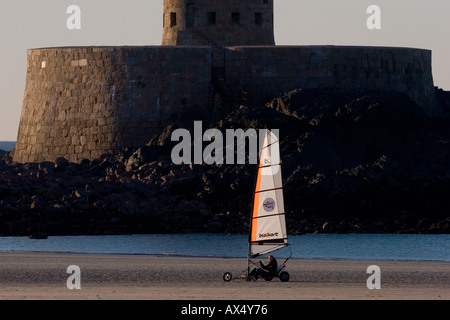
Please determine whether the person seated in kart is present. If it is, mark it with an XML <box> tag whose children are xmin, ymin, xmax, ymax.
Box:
<box><xmin>248</xmin><ymin>255</ymin><xmax>277</xmax><ymax>281</ymax></box>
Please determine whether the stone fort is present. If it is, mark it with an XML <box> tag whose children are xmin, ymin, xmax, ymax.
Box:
<box><xmin>14</xmin><ymin>0</ymin><xmax>437</xmax><ymax>163</ymax></box>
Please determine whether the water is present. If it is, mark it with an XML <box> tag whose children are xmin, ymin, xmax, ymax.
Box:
<box><xmin>0</xmin><ymin>233</ymin><xmax>449</xmax><ymax>261</ymax></box>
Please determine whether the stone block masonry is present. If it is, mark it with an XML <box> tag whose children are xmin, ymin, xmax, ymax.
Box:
<box><xmin>223</xmin><ymin>46</ymin><xmax>435</xmax><ymax>115</ymax></box>
<box><xmin>13</xmin><ymin>45</ymin><xmax>437</xmax><ymax>164</ymax></box>
<box><xmin>14</xmin><ymin>46</ymin><xmax>212</xmax><ymax>163</ymax></box>
<box><xmin>12</xmin><ymin>0</ymin><xmax>438</xmax><ymax>164</ymax></box>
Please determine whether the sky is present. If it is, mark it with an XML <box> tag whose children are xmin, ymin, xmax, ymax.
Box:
<box><xmin>0</xmin><ymin>0</ymin><xmax>449</xmax><ymax>141</ymax></box>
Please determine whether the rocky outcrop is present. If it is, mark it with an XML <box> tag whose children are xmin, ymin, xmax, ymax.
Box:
<box><xmin>1</xmin><ymin>88</ymin><xmax>449</xmax><ymax>236</ymax></box>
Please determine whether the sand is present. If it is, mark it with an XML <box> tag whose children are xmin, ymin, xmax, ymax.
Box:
<box><xmin>0</xmin><ymin>252</ymin><xmax>448</xmax><ymax>300</ymax></box>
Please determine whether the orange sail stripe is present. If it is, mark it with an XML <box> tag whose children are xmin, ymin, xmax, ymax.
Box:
<box><xmin>251</xmin><ymin>135</ymin><xmax>267</xmax><ymax>242</ymax></box>
<box><xmin>251</xmin><ymin>166</ymin><xmax>262</xmax><ymax>242</ymax></box>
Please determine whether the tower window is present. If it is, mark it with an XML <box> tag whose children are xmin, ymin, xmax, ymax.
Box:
<box><xmin>170</xmin><ymin>12</ymin><xmax>177</xmax><ymax>27</ymax></box>
<box><xmin>255</xmin><ymin>13</ymin><xmax>263</xmax><ymax>26</ymax></box>
<box><xmin>207</xmin><ymin>12</ymin><xmax>216</xmax><ymax>26</ymax></box>
<box><xmin>232</xmin><ymin>12</ymin><xmax>240</xmax><ymax>25</ymax></box>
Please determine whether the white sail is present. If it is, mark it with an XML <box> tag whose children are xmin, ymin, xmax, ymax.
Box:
<box><xmin>249</xmin><ymin>130</ymin><xmax>288</xmax><ymax>258</ymax></box>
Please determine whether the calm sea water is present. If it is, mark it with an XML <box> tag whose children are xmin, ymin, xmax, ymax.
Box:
<box><xmin>0</xmin><ymin>234</ymin><xmax>448</xmax><ymax>261</ymax></box>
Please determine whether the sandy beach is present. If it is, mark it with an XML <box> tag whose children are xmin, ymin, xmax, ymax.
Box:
<box><xmin>0</xmin><ymin>252</ymin><xmax>448</xmax><ymax>300</ymax></box>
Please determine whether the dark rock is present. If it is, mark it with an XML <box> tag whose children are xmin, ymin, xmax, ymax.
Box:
<box><xmin>28</xmin><ymin>232</ymin><xmax>48</xmax><ymax>239</ymax></box>
<box><xmin>78</xmin><ymin>158</ymin><xmax>91</xmax><ymax>166</ymax></box>
<box><xmin>38</xmin><ymin>161</ymin><xmax>55</xmax><ymax>171</ymax></box>
<box><xmin>0</xmin><ymin>149</ymin><xmax>15</xmax><ymax>164</ymax></box>
<box><xmin>0</xmin><ymin>88</ymin><xmax>449</xmax><ymax>236</ymax></box>
<box><xmin>54</xmin><ymin>157</ymin><xmax>70</xmax><ymax>170</ymax></box>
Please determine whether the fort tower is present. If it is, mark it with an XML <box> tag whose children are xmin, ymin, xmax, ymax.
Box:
<box><xmin>12</xmin><ymin>1</ymin><xmax>437</xmax><ymax>163</ymax></box>
<box><xmin>162</xmin><ymin>0</ymin><xmax>275</xmax><ymax>47</ymax></box>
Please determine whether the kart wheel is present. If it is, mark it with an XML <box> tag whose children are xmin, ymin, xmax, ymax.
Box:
<box><xmin>223</xmin><ymin>272</ymin><xmax>232</xmax><ymax>282</ymax></box>
<box><xmin>264</xmin><ymin>276</ymin><xmax>273</xmax><ymax>281</ymax></box>
<box><xmin>279</xmin><ymin>271</ymin><xmax>290</xmax><ymax>282</ymax></box>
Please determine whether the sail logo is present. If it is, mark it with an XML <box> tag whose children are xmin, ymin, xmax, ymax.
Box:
<box><xmin>263</xmin><ymin>198</ymin><xmax>276</xmax><ymax>212</ymax></box>
<box><xmin>259</xmin><ymin>232</ymin><xmax>279</xmax><ymax>238</ymax></box>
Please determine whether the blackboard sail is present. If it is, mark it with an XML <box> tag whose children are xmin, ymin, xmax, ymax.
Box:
<box><xmin>249</xmin><ymin>130</ymin><xmax>288</xmax><ymax>258</ymax></box>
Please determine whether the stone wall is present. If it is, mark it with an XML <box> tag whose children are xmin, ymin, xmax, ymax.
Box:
<box><xmin>14</xmin><ymin>45</ymin><xmax>437</xmax><ymax>163</ymax></box>
<box><xmin>14</xmin><ymin>46</ymin><xmax>212</xmax><ymax>163</ymax></box>
<box><xmin>223</xmin><ymin>46</ymin><xmax>436</xmax><ymax>114</ymax></box>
